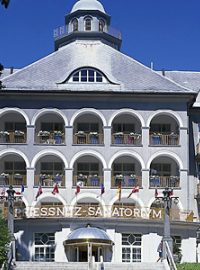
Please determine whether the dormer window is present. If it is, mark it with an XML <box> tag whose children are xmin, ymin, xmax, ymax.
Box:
<box><xmin>84</xmin><ymin>17</ymin><xmax>92</xmax><ymax>31</ymax></box>
<box><xmin>72</xmin><ymin>18</ymin><xmax>78</xmax><ymax>32</ymax></box>
<box><xmin>99</xmin><ymin>19</ymin><xmax>105</xmax><ymax>32</ymax></box>
<box><xmin>69</xmin><ymin>68</ymin><xmax>107</xmax><ymax>83</ymax></box>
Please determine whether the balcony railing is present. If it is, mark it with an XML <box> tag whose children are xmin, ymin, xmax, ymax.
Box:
<box><xmin>35</xmin><ymin>131</ymin><xmax>65</xmax><ymax>145</ymax></box>
<box><xmin>149</xmin><ymin>176</ymin><xmax>180</xmax><ymax>188</ymax></box>
<box><xmin>53</xmin><ymin>25</ymin><xmax>122</xmax><ymax>40</ymax></box>
<box><xmin>0</xmin><ymin>131</ymin><xmax>26</xmax><ymax>144</ymax></box>
<box><xmin>0</xmin><ymin>173</ymin><xmax>26</xmax><ymax>186</ymax></box>
<box><xmin>149</xmin><ymin>133</ymin><xmax>179</xmax><ymax>146</ymax></box>
<box><xmin>111</xmin><ymin>175</ymin><xmax>142</xmax><ymax>188</ymax></box>
<box><xmin>35</xmin><ymin>174</ymin><xmax>64</xmax><ymax>187</ymax></box>
<box><xmin>111</xmin><ymin>133</ymin><xmax>142</xmax><ymax>145</ymax></box>
<box><xmin>73</xmin><ymin>132</ymin><xmax>104</xmax><ymax>145</ymax></box>
<box><xmin>73</xmin><ymin>175</ymin><xmax>103</xmax><ymax>187</ymax></box>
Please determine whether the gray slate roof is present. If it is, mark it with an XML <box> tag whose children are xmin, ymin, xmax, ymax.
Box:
<box><xmin>2</xmin><ymin>41</ymin><xmax>195</xmax><ymax>94</ymax></box>
<box><xmin>160</xmin><ymin>71</ymin><xmax>200</xmax><ymax>93</ymax></box>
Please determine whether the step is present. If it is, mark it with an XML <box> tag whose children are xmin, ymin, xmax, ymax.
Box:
<box><xmin>15</xmin><ymin>262</ymin><xmax>166</xmax><ymax>270</ymax></box>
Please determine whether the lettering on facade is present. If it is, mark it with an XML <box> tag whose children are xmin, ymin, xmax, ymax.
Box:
<box><xmin>9</xmin><ymin>205</ymin><xmax>163</xmax><ymax>220</ymax></box>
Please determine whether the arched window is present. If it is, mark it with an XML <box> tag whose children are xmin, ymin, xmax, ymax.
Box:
<box><xmin>84</xmin><ymin>17</ymin><xmax>92</xmax><ymax>31</ymax></box>
<box><xmin>69</xmin><ymin>68</ymin><xmax>107</xmax><ymax>83</ymax></box>
<box><xmin>72</xmin><ymin>18</ymin><xmax>78</xmax><ymax>32</ymax></box>
<box><xmin>99</xmin><ymin>19</ymin><xmax>105</xmax><ymax>32</ymax></box>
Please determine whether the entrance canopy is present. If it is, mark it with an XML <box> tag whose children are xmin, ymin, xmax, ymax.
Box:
<box><xmin>64</xmin><ymin>225</ymin><xmax>113</xmax><ymax>246</ymax></box>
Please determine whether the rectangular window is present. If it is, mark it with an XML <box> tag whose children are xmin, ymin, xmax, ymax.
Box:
<box><xmin>77</xmin><ymin>123</ymin><xmax>99</xmax><ymax>133</ymax></box>
<box><xmin>122</xmin><ymin>234</ymin><xmax>142</xmax><ymax>263</ymax></box>
<box><xmin>77</xmin><ymin>162</ymin><xmax>99</xmax><ymax>176</ymax></box>
<box><xmin>151</xmin><ymin>124</ymin><xmax>171</xmax><ymax>133</ymax></box>
<box><xmin>41</xmin><ymin>123</ymin><xmax>63</xmax><ymax>132</ymax></box>
<box><xmin>41</xmin><ymin>162</ymin><xmax>63</xmax><ymax>176</ymax></box>
<box><xmin>81</xmin><ymin>70</ymin><xmax>87</xmax><ymax>82</ymax></box>
<box><xmin>151</xmin><ymin>163</ymin><xmax>171</xmax><ymax>176</ymax></box>
<box><xmin>5</xmin><ymin>122</ymin><xmax>26</xmax><ymax>132</ymax></box>
<box><xmin>113</xmin><ymin>163</ymin><xmax>135</xmax><ymax>176</ymax></box>
<box><xmin>5</xmin><ymin>161</ymin><xmax>26</xmax><ymax>174</ymax></box>
<box><xmin>88</xmin><ymin>69</ymin><xmax>95</xmax><ymax>82</ymax></box>
<box><xmin>34</xmin><ymin>233</ymin><xmax>55</xmax><ymax>262</ymax></box>
<box><xmin>113</xmin><ymin>123</ymin><xmax>135</xmax><ymax>133</ymax></box>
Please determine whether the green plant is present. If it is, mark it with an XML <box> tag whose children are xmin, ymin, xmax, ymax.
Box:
<box><xmin>0</xmin><ymin>214</ymin><xmax>11</xmax><ymax>268</ymax></box>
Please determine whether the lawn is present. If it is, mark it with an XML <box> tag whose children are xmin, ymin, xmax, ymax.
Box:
<box><xmin>177</xmin><ymin>263</ymin><xmax>200</xmax><ymax>270</ymax></box>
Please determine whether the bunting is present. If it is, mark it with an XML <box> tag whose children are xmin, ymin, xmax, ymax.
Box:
<box><xmin>127</xmin><ymin>186</ymin><xmax>139</xmax><ymax>198</ymax></box>
<box><xmin>35</xmin><ymin>186</ymin><xmax>43</xmax><ymax>200</ymax></box>
<box><xmin>0</xmin><ymin>186</ymin><xmax>6</xmax><ymax>196</ymax></box>
<box><xmin>52</xmin><ymin>184</ymin><xmax>59</xmax><ymax>195</ymax></box>
<box><xmin>15</xmin><ymin>184</ymin><xmax>25</xmax><ymax>195</ymax></box>
<box><xmin>97</xmin><ymin>184</ymin><xmax>105</xmax><ymax>198</ymax></box>
<box><xmin>75</xmin><ymin>185</ymin><xmax>80</xmax><ymax>195</ymax></box>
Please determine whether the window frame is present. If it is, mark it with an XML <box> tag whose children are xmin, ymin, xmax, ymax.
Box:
<box><xmin>72</xmin><ymin>18</ymin><xmax>78</xmax><ymax>32</ymax></box>
<box><xmin>70</xmin><ymin>68</ymin><xmax>105</xmax><ymax>83</ymax></box>
<box><xmin>84</xmin><ymin>17</ymin><xmax>92</xmax><ymax>31</ymax></box>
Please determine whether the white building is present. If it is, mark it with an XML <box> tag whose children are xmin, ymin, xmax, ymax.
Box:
<box><xmin>1</xmin><ymin>0</ymin><xmax>200</xmax><ymax>268</ymax></box>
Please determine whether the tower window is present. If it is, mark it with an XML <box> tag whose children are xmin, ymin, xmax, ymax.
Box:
<box><xmin>84</xmin><ymin>17</ymin><xmax>92</xmax><ymax>31</ymax></box>
<box><xmin>72</xmin><ymin>18</ymin><xmax>78</xmax><ymax>32</ymax></box>
<box><xmin>99</xmin><ymin>19</ymin><xmax>105</xmax><ymax>32</ymax></box>
<box><xmin>70</xmin><ymin>68</ymin><xmax>106</xmax><ymax>83</ymax></box>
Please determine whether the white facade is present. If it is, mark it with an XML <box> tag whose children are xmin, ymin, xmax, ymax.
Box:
<box><xmin>1</xmin><ymin>0</ymin><xmax>200</xmax><ymax>265</ymax></box>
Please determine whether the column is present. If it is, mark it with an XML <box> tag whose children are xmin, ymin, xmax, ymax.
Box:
<box><xmin>104</xmin><ymin>169</ymin><xmax>111</xmax><ymax>193</ymax></box>
<box><xmin>104</xmin><ymin>126</ymin><xmax>111</xmax><ymax>147</ymax></box>
<box><xmin>65</xmin><ymin>126</ymin><xmax>73</xmax><ymax>146</ymax></box>
<box><xmin>142</xmin><ymin>169</ymin><xmax>149</xmax><ymax>189</ymax></box>
<box><xmin>65</xmin><ymin>168</ymin><xmax>73</xmax><ymax>201</ymax></box>
<box><xmin>142</xmin><ymin>127</ymin><xmax>149</xmax><ymax>148</ymax></box>
<box><xmin>26</xmin><ymin>125</ymin><xmax>35</xmax><ymax>145</ymax></box>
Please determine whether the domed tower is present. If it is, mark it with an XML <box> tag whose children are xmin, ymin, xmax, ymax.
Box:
<box><xmin>54</xmin><ymin>0</ymin><xmax>122</xmax><ymax>51</ymax></box>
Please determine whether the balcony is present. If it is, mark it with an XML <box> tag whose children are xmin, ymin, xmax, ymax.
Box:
<box><xmin>73</xmin><ymin>174</ymin><xmax>103</xmax><ymax>187</ymax></box>
<box><xmin>0</xmin><ymin>173</ymin><xmax>26</xmax><ymax>186</ymax></box>
<box><xmin>73</xmin><ymin>131</ymin><xmax>104</xmax><ymax>145</ymax></box>
<box><xmin>112</xmin><ymin>132</ymin><xmax>141</xmax><ymax>145</ymax></box>
<box><xmin>35</xmin><ymin>131</ymin><xmax>65</xmax><ymax>145</ymax></box>
<box><xmin>149</xmin><ymin>133</ymin><xmax>179</xmax><ymax>146</ymax></box>
<box><xmin>149</xmin><ymin>175</ymin><xmax>180</xmax><ymax>188</ymax></box>
<box><xmin>35</xmin><ymin>174</ymin><xmax>64</xmax><ymax>187</ymax></box>
<box><xmin>0</xmin><ymin>130</ymin><xmax>26</xmax><ymax>144</ymax></box>
<box><xmin>111</xmin><ymin>175</ymin><xmax>142</xmax><ymax>188</ymax></box>
<box><xmin>53</xmin><ymin>25</ymin><xmax>122</xmax><ymax>41</ymax></box>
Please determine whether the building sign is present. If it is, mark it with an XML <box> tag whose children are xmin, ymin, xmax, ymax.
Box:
<box><xmin>7</xmin><ymin>204</ymin><xmax>164</xmax><ymax>220</ymax></box>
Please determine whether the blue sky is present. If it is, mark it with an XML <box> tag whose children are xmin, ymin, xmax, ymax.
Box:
<box><xmin>0</xmin><ymin>0</ymin><xmax>200</xmax><ymax>71</ymax></box>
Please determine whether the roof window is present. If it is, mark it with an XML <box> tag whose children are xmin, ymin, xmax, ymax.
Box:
<box><xmin>69</xmin><ymin>68</ymin><xmax>107</xmax><ymax>83</ymax></box>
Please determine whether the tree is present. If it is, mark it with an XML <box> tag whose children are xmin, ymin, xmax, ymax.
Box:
<box><xmin>0</xmin><ymin>63</ymin><xmax>3</xmax><ymax>89</ymax></box>
<box><xmin>0</xmin><ymin>214</ymin><xmax>11</xmax><ymax>268</ymax></box>
<box><xmin>0</xmin><ymin>0</ymin><xmax>10</xmax><ymax>8</ymax></box>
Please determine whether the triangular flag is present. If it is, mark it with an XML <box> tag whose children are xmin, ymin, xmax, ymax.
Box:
<box><xmin>52</xmin><ymin>184</ymin><xmax>59</xmax><ymax>195</ymax></box>
<box><xmin>101</xmin><ymin>183</ymin><xmax>105</xmax><ymax>195</ymax></box>
<box><xmin>127</xmin><ymin>186</ymin><xmax>139</xmax><ymax>198</ymax></box>
<box><xmin>118</xmin><ymin>183</ymin><xmax>122</xmax><ymax>201</ymax></box>
<box><xmin>0</xmin><ymin>186</ymin><xmax>6</xmax><ymax>196</ymax></box>
<box><xmin>21</xmin><ymin>184</ymin><xmax>25</xmax><ymax>193</ymax></box>
<box><xmin>75</xmin><ymin>185</ymin><xmax>80</xmax><ymax>195</ymax></box>
<box><xmin>169</xmin><ymin>189</ymin><xmax>173</xmax><ymax>197</ymax></box>
<box><xmin>35</xmin><ymin>186</ymin><xmax>43</xmax><ymax>200</ymax></box>
<box><xmin>97</xmin><ymin>184</ymin><xmax>105</xmax><ymax>198</ymax></box>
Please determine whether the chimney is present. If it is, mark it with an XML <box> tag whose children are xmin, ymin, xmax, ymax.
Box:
<box><xmin>10</xmin><ymin>67</ymin><xmax>14</xmax><ymax>74</ymax></box>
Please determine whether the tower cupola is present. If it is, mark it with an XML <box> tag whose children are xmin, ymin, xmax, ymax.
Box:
<box><xmin>54</xmin><ymin>0</ymin><xmax>122</xmax><ymax>51</ymax></box>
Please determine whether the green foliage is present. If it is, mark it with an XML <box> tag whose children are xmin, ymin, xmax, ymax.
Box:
<box><xmin>0</xmin><ymin>215</ymin><xmax>10</xmax><ymax>268</ymax></box>
<box><xmin>177</xmin><ymin>263</ymin><xmax>200</xmax><ymax>270</ymax></box>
